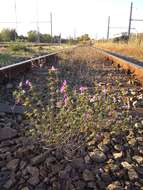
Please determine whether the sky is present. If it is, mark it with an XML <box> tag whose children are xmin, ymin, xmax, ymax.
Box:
<box><xmin>0</xmin><ymin>0</ymin><xmax>143</xmax><ymax>39</ymax></box>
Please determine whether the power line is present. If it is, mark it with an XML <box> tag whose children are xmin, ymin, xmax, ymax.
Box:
<box><xmin>0</xmin><ymin>0</ymin><xmax>53</xmax><ymax>42</ymax></box>
<box><xmin>0</xmin><ymin>22</ymin><xmax>22</xmax><ymax>24</ymax></box>
<box><xmin>128</xmin><ymin>2</ymin><xmax>143</xmax><ymax>38</ymax></box>
<box><xmin>132</xmin><ymin>19</ymin><xmax>143</xmax><ymax>22</ymax></box>
<box><xmin>106</xmin><ymin>16</ymin><xmax>134</xmax><ymax>39</ymax></box>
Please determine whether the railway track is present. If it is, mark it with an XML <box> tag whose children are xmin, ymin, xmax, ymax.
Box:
<box><xmin>0</xmin><ymin>46</ymin><xmax>143</xmax><ymax>190</ymax></box>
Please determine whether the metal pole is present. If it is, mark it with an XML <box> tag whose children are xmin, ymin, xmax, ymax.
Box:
<box><xmin>14</xmin><ymin>0</ymin><xmax>17</xmax><ymax>41</ymax></box>
<box><xmin>107</xmin><ymin>16</ymin><xmax>110</xmax><ymax>40</ymax></box>
<box><xmin>128</xmin><ymin>2</ymin><xmax>133</xmax><ymax>38</ymax></box>
<box><xmin>74</xmin><ymin>28</ymin><xmax>76</xmax><ymax>40</ymax></box>
<box><xmin>59</xmin><ymin>33</ymin><xmax>61</xmax><ymax>44</ymax></box>
<box><xmin>36</xmin><ymin>0</ymin><xmax>40</xmax><ymax>43</ymax></box>
<box><xmin>50</xmin><ymin>12</ymin><xmax>53</xmax><ymax>42</ymax></box>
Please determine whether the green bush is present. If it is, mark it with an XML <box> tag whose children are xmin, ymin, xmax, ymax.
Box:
<box><xmin>9</xmin><ymin>43</ymin><xmax>32</xmax><ymax>52</ymax></box>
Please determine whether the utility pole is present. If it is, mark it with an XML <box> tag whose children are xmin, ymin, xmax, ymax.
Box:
<box><xmin>74</xmin><ymin>28</ymin><xmax>76</xmax><ymax>40</ymax></box>
<box><xmin>36</xmin><ymin>0</ymin><xmax>40</xmax><ymax>43</ymax></box>
<box><xmin>128</xmin><ymin>2</ymin><xmax>133</xmax><ymax>38</ymax></box>
<box><xmin>59</xmin><ymin>33</ymin><xmax>61</xmax><ymax>44</ymax></box>
<box><xmin>107</xmin><ymin>16</ymin><xmax>110</xmax><ymax>40</ymax></box>
<box><xmin>50</xmin><ymin>12</ymin><xmax>53</xmax><ymax>42</ymax></box>
<box><xmin>14</xmin><ymin>0</ymin><xmax>17</xmax><ymax>41</ymax></box>
<box><xmin>37</xmin><ymin>24</ymin><xmax>40</xmax><ymax>43</ymax></box>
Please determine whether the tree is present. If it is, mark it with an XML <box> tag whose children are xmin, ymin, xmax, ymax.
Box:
<box><xmin>17</xmin><ymin>35</ymin><xmax>27</xmax><ymax>42</ymax></box>
<box><xmin>0</xmin><ymin>28</ymin><xmax>17</xmax><ymax>41</ymax></box>
<box><xmin>40</xmin><ymin>34</ymin><xmax>52</xmax><ymax>43</ymax></box>
<box><xmin>27</xmin><ymin>30</ymin><xmax>38</xmax><ymax>42</ymax></box>
<box><xmin>77</xmin><ymin>34</ymin><xmax>90</xmax><ymax>42</ymax></box>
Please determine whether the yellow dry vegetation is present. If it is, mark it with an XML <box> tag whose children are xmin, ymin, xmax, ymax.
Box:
<box><xmin>95</xmin><ymin>41</ymin><xmax>143</xmax><ymax>61</ymax></box>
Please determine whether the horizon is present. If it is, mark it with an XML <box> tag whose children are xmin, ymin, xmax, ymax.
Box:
<box><xmin>0</xmin><ymin>0</ymin><xmax>143</xmax><ymax>39</ymax></box>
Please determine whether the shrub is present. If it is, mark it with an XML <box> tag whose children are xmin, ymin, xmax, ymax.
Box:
<box><xmin>13</xmin><ymin>66</ymin><xmax>131</xmax><ymax>146</ymax></box>
<box><xmin>9</xmin><ymin>43</ymin><xmax>32</xmax><ymax>52</ymax></box>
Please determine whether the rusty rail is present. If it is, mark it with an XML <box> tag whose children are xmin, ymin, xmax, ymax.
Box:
<box><xmin>0</xmin><ymin>50</ymin><xmax>65</xmax><ymax>83</ymax></box>
<box><xmin>96</xmin><ymin>48</ymin><xmax>143</xmax><ymax>85</ymax></box>
<box><xmin>1</xmin><ymin>46</ymin><xmax>143</xmax><ymax>85</ymax></box>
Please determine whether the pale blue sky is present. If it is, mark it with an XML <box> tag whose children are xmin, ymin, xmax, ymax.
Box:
<box><xmin>0</xmin><ymin>0</ymin><xmax>143</xmax><ymax>39</ymax></box>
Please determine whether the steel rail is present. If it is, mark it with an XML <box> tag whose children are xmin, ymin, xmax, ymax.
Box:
<box><xmin>95</xmin><ymin>47</ymin><xmax>143</xmax><ymax>85</ymax></box>
<box><xmin>0</xmin><ymin>48</ymin><xmax>74</xmax><ymax>83</ymax></box>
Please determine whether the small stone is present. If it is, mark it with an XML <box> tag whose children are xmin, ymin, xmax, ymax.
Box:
<box><xmin>6</xmin><ymin>83</ymin><xmax>13</xmax><ymax>89</ymax></box>
<box><xmin>113</xmin><ymin>151</ymin><xmax>123</xmax><ymax>159</ymax></box>
<box><xmin>39</xmin><ymin>167</ymin><xmax>47</xmax><ymax>178</ymax></box>
<box><xmin>132</xmin><ymin>155</ymin><xmax>143</xmax><ymax>164</ymax></box>
<box><xmin>35</xmin><ymin>184</ymin><xmax>47</xmax><ymax>190</ymax></box>
<box><xmin>128</xmin><ymin>138</ymin><xmax>136</xmax><ymax>145</ymax></box>
<box><xmin>82</xmin><ymin>169</ymin><xmax>95</xmax><ymax>181</ymax></box>
<box><xmin>121</xmin><ymin>161</ymin><xmax>133</xmax><ymax>170</ymax></box>
<box><xmin>21</xmin><ymin>187</ymin><xmax>29</xmax><ymax>190</ymax></box>
<box><xmin>136</xmin><ymin>166</ymin><xmax>143</xmax><ymax>175</ymax></box>
<box><xmin>15</xmin><ymin>146</ymin><xmax>33</xmax><ymax>158</ymax></box>
<box><xmin>114</xmin><ymin>145</ymin><xmax>122</xmax><ymax>151</ymax></box>
<box><xmin>17</xmin><ymin>115</ymin><xmax>23</xmax><ymax>122</ymax></box>
<box><xmin>128</xmin><ymin>169</ymin><xmax>138</xmax><ymax>181</ymax></box>
<box><xmin>28</xmin><ymin>176</ymin><xmax>40</xmax><ymax>186</ymax></box>
<box><xmin>110</xmin><ymin>164</ymin><xmax>120</xmax><ymax>173</ymax></box>
<box><xmin>27</xmin><ymin>166</ymin><xmax>39</xmax><ymax>177</ymax></box>
<box><xmin>3</xmin><ymin>178</ymin><xmax>16</xmax><ymax>189</ymax></box>
<box><xmin>87</xmin><ymin>182</ymin><xmax>97</xmax><ymax>189</ymax></box>
<box><xmin>0</xmin><ymin>112</ymin><xmax>6</xmax><ymax>117</ymax></box>
<box><xmin>101</xmin><ymin>172</ymin><xmax>112</xmax><ymax>183</ymax></box>
<box><xmin>59</xmin><ymin>165</ymin><xmax>72</xmax><ymax>180</ymax></box>
<box><xmin>71</xmin><ymin>158</ymin><xmax>85</xmax><ymax>169</ymax></box>
<box><xmin>7</xmin><ymin>159</ymin><xmax>19</xmax><ymax>171</ymax></box>
<box><xmin>88</xmin><ymin>140</ymin><xmax>95</xmax><ymax>146</ymax></box>
<box><xmin>0</xmin><ymin>161</ymin><xmax>5</xmax><ymax>168</ymax></box>
<box><xmin>96</xmin><ymin>178</ymin><xmax>106</xmax><ymax>189</ymax></box>
<box><xmin>98</xmin><ymin>143</ymin><xmax>110</xmax><ymax>153</ymax></box>
<box><xmin>75</xmin><ymin>180</ymin><xmax>86</xmax><ymax>189</ymax></box>
<box><xmin>89</xmin><ymin>150</ymin><xmax>106</xmax><ymax>163</ymax></box>
<box><xmin>31</xmin><ymin>152</ymin><xmax>48</xmax><ymax>165</ymax></box>
<box><xmin>84</xmin><ymin>155</ymin><xmax>91</xmax><ymax>164</ymax></box>
<box><xmin>19</xmin><ymin>160</ymin><xmax>27</xmax><ymax>170</ymax></box>
<box><xmin>46</xmin><ymin>156</ymin><xmax>56</xmax><ymax>167</ymax></box>
<box><xmin>138</xmin><ymin>146</ymin><xmax>143</xmax><ymax>154</ymax></box>
<box><xmin>55</xmin><ymin>149</ymin><xmax>64</xmax><ymax>160</ymax></box>
<box><xmin>107</xmin><ymin>181</ymin><xmax>123</xmax><ymax>190</ymax></box>
<box><xmin>0</xmin><ymin>127</ymin><xmax>17</xmax><ymax>141</ymax></box>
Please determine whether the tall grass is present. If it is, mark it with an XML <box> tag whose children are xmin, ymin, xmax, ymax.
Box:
<box><xmin>95</xmin><ymin>34</ymin><xmax>143</xmax><ymax>60</ymax></box>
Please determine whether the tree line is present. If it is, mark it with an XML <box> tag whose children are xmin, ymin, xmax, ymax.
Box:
<box><xmin>0</xmin><ymin>28</ymin><xmax>91</xmax><ymax>43</ymax></box>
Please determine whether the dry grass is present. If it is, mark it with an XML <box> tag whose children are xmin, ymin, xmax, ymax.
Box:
<box><xmin>95</xmin><ymin>41</ymin><xmax>143</xmax><ymax>61</ymax></box>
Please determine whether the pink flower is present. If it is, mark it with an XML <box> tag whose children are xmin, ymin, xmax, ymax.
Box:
<box><xmin>63</xmin><ymin>80</ymin><xmax>67</xmax><ymax>86</ymax></box>
<box><xmin>50</xmin><ymin>66</ymin><xmax>57</xmax><ymax>71</ymax></box>
<box><xmin>79</xmin><ymin>86</ymin><xmax>87</xmax><ymax>93</ymax></box>
<box><xmin>60</xmin><ymin>86</ymin><xmax>65</xmax><ymax>93</ymax></box>
<box><xmin>25</xmin><ymin>80</ymin><xmax>32</xmax><ymax>87</ymax></box>
<box><xmin>64</xmin><ymin>94</ymin><xmax>68</xmax><ymax>106</ymax></box>
<box><xmin>19</xmin><ymin>82</ymin><xmax>23</xmax><ymax>88</ymax></box>
<box><xmin>60</xmin><ymin>80</ymin><xmax>67</xmax><ymax>93</ymax></box>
